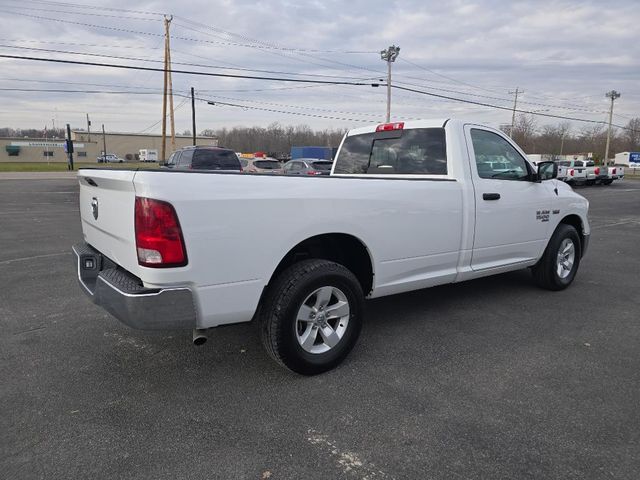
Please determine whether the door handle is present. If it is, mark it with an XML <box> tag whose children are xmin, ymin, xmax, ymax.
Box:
<box><xmin>483</xmin><ymin>193</ymin><xmax>501</xmax><ymax>200</ymax></box>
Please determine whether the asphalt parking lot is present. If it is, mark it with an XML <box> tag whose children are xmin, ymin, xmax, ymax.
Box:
<box><xmin>1</xmin><ymin>176</ymin><xmax>639</xmax><ymax>480</ymax></box>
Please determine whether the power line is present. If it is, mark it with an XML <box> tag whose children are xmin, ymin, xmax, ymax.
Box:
<box><xmin>172</xmin><ymin>18</ymin><xmax>376</xmax><ymax>54</ymax></box>
<box><xmin>3</xmin><ymin>42</ymin><xmax>616</xmax><ymax>118</ymax></box>
<box><xmin>3</xmin><ymin>52</ymin><xmax>634</xmax><ymax>131</ymax></box>
<box><xmin>0</xmin><ymin>38</ymin><xmax>163</xmax><ymax>51</ymax></box>
<box><xmin>0</xmin><ymin>85</ymin><xmax>388</xmax><ymax>120</ymax></box>
<box><xmin>137</xmin><ymin>95</ymin><xmax>190</xmax><ymax>134</ymax></box>
<box><xmin>0</xmin><ymin>44</ymin><xmax>377</xmax><ymax>81</ymax></box>
<box><xmin>203</xmin><ymin>94</ymin><xmax>386</xmax><ymax>119</ymax></box>
<box><xmin>0</xmin><ymin>88</ymin><xmax>166</xmax><ymax>94</ymax></box>
<box><xmin>3</xmin><ymin>4</ymin><xmax>160</xmax><ymax>21</ymax></box>
<box><xmin>0</xmin><ymin>76</ymin><xmax>346</xmax><ymax>95</ymax></box>
<box><xmin>3</xmin><ymin>8</ymin><xmax>375</xmax><ymax>56</ymax></box>
<box><xmin>391</xmin><ymin>84</ymin><xmax>636</xmax><ymax>131</ymax></box>
<box><xmin>399</xmin><ymin>57</ymin><xmax>505</xmax><ymax>95</ymax></box>
<box><xmin>8</xmin><ymin>0</ymin><xmax>164</xmax><ymax>16</ymax></box>
<box><xmin>202</xmin><ymin>98</ymin><xmax>373</xmax><ymax>124</ymax></box>
<box><xmin>10</xmin><ymin>2</ymin><xmax>636</xmax><ymax>121</ymax></box>
<box><xmin>170</xmin><ymin>20</ymin><xmax>385</xmax><ymax>78</ymax></box>
<box><xmin>0</xmin><ymin>54</ymin><xmax>380</xmax><ymax>86</ymax></box>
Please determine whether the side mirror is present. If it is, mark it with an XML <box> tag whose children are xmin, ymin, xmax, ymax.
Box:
<box><xmin>537</xmin><ymin>161</ymin><xmax>557</xmax><ymax>181</ymax></box>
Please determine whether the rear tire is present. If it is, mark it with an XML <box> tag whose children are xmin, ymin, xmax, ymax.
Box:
<box><xmin>259</xmin><ymin>259</ymin><xmax>364</xmax><ymax>375</ymax></box>
<box><xmin>531</xmin><ymin>224</ymin><xmax>581</xmax><ymax>291</ymax></box>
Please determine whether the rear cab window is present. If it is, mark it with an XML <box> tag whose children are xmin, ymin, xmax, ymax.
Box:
<box><xmin>254</xmin><ymin>160</ymin><xmax>281</xmax><ymax>169</ymax></box>
<box><xmin>311</xmin><ymin>161</ymin><xmax>333</xmax><ymax>171</ymax></box>
<box><xmin>192</xmin><ymin>149</ymin><xmax>241</xmax><ymax>170</ymax></box>
<box><xmin>334</xmin><ymin>127</ymin><xmax>447</xmax><ymax>176</ymax></box>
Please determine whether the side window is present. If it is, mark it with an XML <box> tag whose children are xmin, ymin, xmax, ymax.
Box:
<box><xmin>166</xmin><ymin>152</ymin><xmax>179</xmax><ymax>167</ymax></box>
<box><xmin>334</xmin><ymin>128</ymin><xmax>447</xmax><ymax>175</ymax></box>
<box><xmin>291</xmin><ymin>162</ymin><xmax>303</xmax><ymax>171</ymax></box>
<box><xmin>470</xmin><ymin>129</ymin><xmax>530</xmax><ymax>180</ymax></box>
<box><xmin>178</xmin><ymin>149</ymin><xmax>194</xmax><ymax>168</ymax></box>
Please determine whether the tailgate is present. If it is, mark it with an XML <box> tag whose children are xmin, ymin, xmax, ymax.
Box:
<box><xmin>78</xmin><ymin>169</ymin><xmax>140</xmax><ymax>274</ymax></box>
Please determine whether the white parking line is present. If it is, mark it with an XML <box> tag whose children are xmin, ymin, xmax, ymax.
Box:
<box><xmin>0</xmin><ymin>251</ymin><xmax>70</xmax><ymax>265</ymax></box>
<box><xmin>591</xmin><ymin>220</ymin><xmax>640</xmax><ymax>229</ymax></box>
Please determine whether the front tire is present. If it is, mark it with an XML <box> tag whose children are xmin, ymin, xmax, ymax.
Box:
<box><xmin>259</xmin><ymin>259</ymin><xmax>364</xmax><ymax>375</ymax></box>
<box><xmin>531</xmin><ymin>224</ymin><xmax>581</xmax><ymax>291</ymax></box>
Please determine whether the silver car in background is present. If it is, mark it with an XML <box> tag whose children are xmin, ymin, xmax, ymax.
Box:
<box><xmin>239</xmin><ymin>157</ymin><xmax>283</xmax><ymax>174</ymax></box>
<box><xmin>282</xmin><ymin>158</ymin><xmax>333</xmax><ymax>176</ymax></box>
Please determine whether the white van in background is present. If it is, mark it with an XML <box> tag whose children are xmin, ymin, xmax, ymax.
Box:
<box><xmin>139</xmin><ymin>149</ymin><xmax>158</xmax><ymax>162</ymax></box>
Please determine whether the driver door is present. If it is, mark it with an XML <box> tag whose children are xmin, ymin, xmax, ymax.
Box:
<box><xmin>465</xmin><ymin>126</ymin><xmax>554</xmax><ymax>271</ymax></box>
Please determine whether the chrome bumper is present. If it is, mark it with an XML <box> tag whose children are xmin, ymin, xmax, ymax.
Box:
<box><xmin>72</xmin><ymin>242</ymin><xmax>197</xmax><ymax>330</ymax></box>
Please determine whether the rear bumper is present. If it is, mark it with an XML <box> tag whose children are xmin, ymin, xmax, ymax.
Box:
<box><xmin>72</xmin><ymin>242</ymin><xmax>197</xmax><ymax>330</ymax></box>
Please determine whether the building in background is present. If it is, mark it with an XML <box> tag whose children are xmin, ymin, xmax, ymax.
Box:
<box><xmin>0</xmin><ymin>131</ymin><xmax>218</xmax><ymax>163</ymax></box>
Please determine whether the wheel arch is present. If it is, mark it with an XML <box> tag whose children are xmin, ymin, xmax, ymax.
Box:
<box><xmin>558</xmin><ymin>214</ymin><xmax>586</xmax><ymax>255</ymax></box>
<box><xmin>267</xmin><ymin>233</ymin><xmax>374</xmax><ymax>297</ymax></box>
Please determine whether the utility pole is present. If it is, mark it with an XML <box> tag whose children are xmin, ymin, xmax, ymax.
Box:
<box><xmin>380</xmin><ymin>45</ymin><xmax>400</xmax><ymax>122</ymax></box>
<box><xmin>101</xmin><ymin>124</ymin><xmax>107</xmax><ymax>162</ymax></box>
<box><xmin>161</xmin><ymin>15</ymin><xmax>173</xmax><ymax>161</ymax></box>
<box><xmin>191</xmin><ymin>87</ymin><xmax>196</xmax><ymax>146</ymax></box>
<box><xmin>509</xmin><ymin>87</ymin><xmax>523</xmax><ymax>138</ymax></box>
<box><xmin>86</xmin><ymin>114</ymin><xmax>91</xmax><ymax>142</ymax></box>
<box><xmin>167</xmin><ymin>21</ymin><xmax>176</xmax><ymax>153</ymax></box>
<box><xmin>603</xmin><ymin>90</ymin><xmax>621</xmax><ymax>166</ymax></box>
<box><xmin>65</xmin><ymin>123</ymin><xmax>74</xmax><ymax>171</ymax></box>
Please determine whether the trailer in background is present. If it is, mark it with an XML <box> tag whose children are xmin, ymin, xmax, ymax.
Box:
<box><xmin>615</xmin><ymin>151</ymin><xmax>640</xmax><ymax>168</ymax></box>
<box><xmin>139</xmin><ymin>149</ymin><xmax>159</xmax><ymax>162</ymax></box>
<box><xmin>291</xmin><ymin>146</ymin><xmax>334</xmax><ymax>161</ymax></box>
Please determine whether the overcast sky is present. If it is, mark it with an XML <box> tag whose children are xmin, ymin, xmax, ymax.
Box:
<box><xmin>0</xmin><ymin>0</ymin><xmax>638</xmax><ymax>135</ymax></box>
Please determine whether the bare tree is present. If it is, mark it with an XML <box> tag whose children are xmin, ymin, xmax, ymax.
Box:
<box><xmin>511</xmin><ymin>114</ymin><xmax>537</xmax><ymax>152</ymax></box>
<box><xmin>623</xmin><ymin>118</ymin><xmax>640</xmax><ymax>151</ymax></box>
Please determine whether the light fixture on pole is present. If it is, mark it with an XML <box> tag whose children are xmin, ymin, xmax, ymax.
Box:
<box><xmin>380</xmin><ymin>45</ymin><xmax>400</xmax><ymax>122</ymax></box>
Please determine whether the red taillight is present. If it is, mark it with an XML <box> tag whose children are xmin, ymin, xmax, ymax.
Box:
<box><xmin>612</xmin><ymin>168</ymin><xmax>616</xmax><ymax>174</ymax></box>
<box><xmin>569</xmin><ymin>169</ymin><xmax>574</xmax><ymax>176</ymax></box>
<box><xmin>306</xmin><ymin>170</ymin><xmax>323</xmax><ymax>175</ymax></box>
<box><xmin>594</xmin><ymin>167</ymin><xmax>600</xmax><ymax>175</ymax></box>
<box><xmin>375</xmin><ymin>122</ymin><xmax>404</xmax><ymax>132</ymax></box>
<box><xmin>135</xmin><ymin>197</ymin><xmax>187</xmax><ymax>268</ymax></box>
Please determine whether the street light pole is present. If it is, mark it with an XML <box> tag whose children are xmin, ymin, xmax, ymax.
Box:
<box><xmin>380</xmin><ymin>45</ymin><xmax>400</xmax><ymax>122</ymax></box>
<box><xmin>603</xmin><ymin>90</ymin><xmax>621</xmax><ymax>166</ymax></box>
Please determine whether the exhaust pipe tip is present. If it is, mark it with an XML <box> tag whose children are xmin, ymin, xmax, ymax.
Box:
<box><xmin>192</xmin><ymin>329</ymin><xmax>208</xmax><ymax>346</ymax></box>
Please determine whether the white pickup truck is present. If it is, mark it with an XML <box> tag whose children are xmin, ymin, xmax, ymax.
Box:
<box><xmin>557</xmin><ymin>159</ymin><xmax>589</xmax><ymax>185</ymax></box>
<box><xmin>604</xmin><ymin>165</ymin><xmax>625</xmax><ymax>184</ymax></box>
<box><xmin>73</xmin><ymin>119</ymin><xmax>590</xmax><ymax>375</ymax></box>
